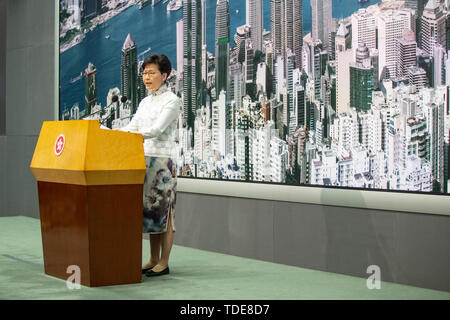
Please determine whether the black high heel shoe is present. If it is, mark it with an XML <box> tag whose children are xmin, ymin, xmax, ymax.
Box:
<box><xmin>145</xmin><ymin>266</ymin><xmax>170</xmax><ymax>277</ymax></box>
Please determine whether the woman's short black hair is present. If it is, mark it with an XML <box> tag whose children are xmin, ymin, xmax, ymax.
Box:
<box><xmin>142</xmin><ymin>53</ymin><xmax>172</xmax><ymax>78</ymax></box>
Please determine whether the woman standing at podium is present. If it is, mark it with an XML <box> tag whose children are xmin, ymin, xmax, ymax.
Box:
<box><xmin>119</xmin><ymin>54</ymin><xmax>181</xmax><ymax>277</ymax></box>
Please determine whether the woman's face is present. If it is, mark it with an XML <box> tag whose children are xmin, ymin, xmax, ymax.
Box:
<box><xmin>142</xmin><ymin>63</ymin><xmax>167</xmax><ymax>92</ymax></box>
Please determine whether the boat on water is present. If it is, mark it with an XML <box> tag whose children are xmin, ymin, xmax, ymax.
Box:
<box><xmin>167</xmin><ymin>0</ymin><xmax>182</xmax><ymax>12</ymax></box>
<box><xmin>70</xmin><ymin>72</ymin><xmax>83</xmax><ymax>84</ymax></box>
<box><xmin>358</xmin><ymin>0</ymin><xmax>369</xmax><ymax>3</ymax></box>
<box><xmin>138</xmin><ymin>47</ymin><xmax>152</xmax><ymax>58</ymax></box>
<box><xmin>236</xmin><ymin>9</ymin><xmax>239</xmax><ymax>14</ymax></box>
<box><xmin>105</xmin><ymin>34</ymin><xmax>110</xmax><ymax>39</ymax></box>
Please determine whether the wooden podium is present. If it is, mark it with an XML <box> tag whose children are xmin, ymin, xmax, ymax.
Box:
<box><xmin>30</xmin><ymin>120</ymin><xmax>146</xmax><ymax>287</ymax></box>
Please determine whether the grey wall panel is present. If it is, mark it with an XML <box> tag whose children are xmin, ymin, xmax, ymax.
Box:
<box><xmin>0</xmin><ymin>0</ymin><xmax>6</xmax><ymax>135</ymax></box>
<box><xmin>175</xmin><ymin>193</ymin><xmax>275</xmax><ymax>262</ymax></box>
<box><xmin>5</xmin><ymin>135</ymin><xmax>39</xmax><ymax>218</ymax></box>
<box><xmin>394</xmin><ymin>213</ymin><xmax>450</xmax><ymax>292</ymax></box>
<box><xmin>6</xmin><ymin>0</ymin><xmax>54</xmax><ymax>51</ymax></box>
<box><xmin>2</xmin><ymin>0</ymin><xmax>55</xmax><ymax>219</ymax></box>
<box><xmin>175</xmin><ymin>192</ymin><xmax>450</xmax><ymax>292</ymax></box>
<box><xmin>0</xmin><ymin>137</ymin><xmax>6</xmax><ymax>217</ymax></box>
<box><xmin>7</xmin><ymin>43</ymin><xmax>54</xmax><ymax>136</ymax></box>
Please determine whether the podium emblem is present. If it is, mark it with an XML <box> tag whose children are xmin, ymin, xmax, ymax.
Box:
<box><xmin>55</xmin><ymin>134</ymin><xmax>65</xmax><ymax>156</ymax></box>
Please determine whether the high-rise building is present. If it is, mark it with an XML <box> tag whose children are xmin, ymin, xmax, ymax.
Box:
<box><xmin>370</xmin><ymin>49</ymin><xmax>380</xmax><ymax>89</ymax></box>
<box><xmin>283</xmin><ymin>0</ymin><xmax>303</xmax><ymax>69</ymax></box>
<box><xmin>424</xmin><ymin>93</ymin><xmax>445</xmax><ymax>192</ymax></box>
<box><xmin>294</xmin><ymin>82</ymin><xmax>306</xmax><ymax>129</ymax></box>
<box><xmin>176</xmin><ymin>19</ymin><xmax>184</xmax><ymax>75</ymax></box>
<box><xmin>271</xmin><ymin>0</ymin><xmax>303</xmax><ymax>68</ymax></box>
<box><xmin>335</xmin><ymin>22</ymin><xmax>352</xmax><ymax>115</ymax></box>
<box><xmin>235</xmin><ymin>24</ymin><xmax>251</xmax><ymax>63</ymax></box>
<box><xmin>270</xmin><ymin>136</ymin><xmax>288</xmax><ymax>182</ymax></box>
<box><xmin>84</xmin><ymin>62</ymin><xmax>97</xmax><ymax>115</ymax></box>
<box><xmin>311</xmin><ymin>0</ymin><xmax>332</xmax><ymax>50</ymax></box>
<box><xmin>417</xmin><ymin>48</ymin><xmax>434</xmax><ymax>85</ymax></box>
<box><xmin>82</xmin><ymin>0</ymin><xmax>102</xmax><ymax>22</ymax></box>
<box><xmin>253</xmin><ymin>121</ymin><xmax>276</xmax><ymax>181</ymax></box>
<box><xmin>211</xmin><ymin>91</ymin><xmax>227</xmax><ymax>156</ymax></box>
<box><xmin>378</xmin><ymin>9</ymin><xmax>414</xmax><ymax>80</ymax></box>
<box><xmin>285</xmin><ymin>49</ymin><xmax>296</xmax><ymax>135</ymax></box>
<box><xmin>405</xmin><ymin>0</ymin><xmax>427</xmax><ymax>41</ymax></box>
<box><xmin>446</xmin><ymin>12</ymin><xmax>450</xmax><ymax>52</ymax></box>
<box><xmin>236</xmin><ymin>111</ymin><xmax>254</xmax><ymax>180</ymax></box>
<box><xmin>183</xmin><ymin>0</ymin><xmax>203</xmax><ymax>146</ymax></box>
<box><xmin>408</xmin><ymin>66</ymin><xmax>429</xmax><ymax>89</ymax></box>
<box><xmin>420</xmin><ymin>0</ymin><xmax>446</xmax><ymax>56</ymax></box>
<box><xmin>433</xmin><ymin>44</ymin><xmax>447</xmax><ymax>87</ymax></box>
<box><xmin>215</xmin><ymin>0</ymin><xmax>230</xmax><ymax>99</ymax></box>
<box><xmin>201</xmin><ymin>0</ymin><xmax>207</xmax><ymax>84</ymax></box>
<box><xmin>244</xmin><ymin>39</ymin><xmax>255</xmax><ymax>84</ymax></box>
<box><xmin>351</xmin><ymin>7</ymin><xmax>378</xmax><ymax>61</ymax></box>
<box><xmin>355</xmin><ymin>42</ymin><xmax>370</xmax><ymax>65</ymax></box>
<box><xmin>228</xmin><ymin>63</ymin><xmax>244</xmax><ymax>109</ymax></box>
<box><xmin>405</xmin><ymin>0</ymin><xmax>426</xmax><ymax>16</ymax></box>
<box><xmin>350</xmin><ymin>60</ymin><xmax>374</xmax><ymax>112</ymax></box>
<box><xmin>358</xmin><ymin>109</ymin><xmax>382</xmax><ymax>153</ymax></box>
<box><xmin>246</xmin><ymin>0</ymin><xmax>263</xmax><ymax>52</ymax></box>
<box><xmin>270</xmin><ymin>0</ymin><xmax>283</xmax><ymax>56</ymax></box>
<box><xmin>121</xmin><ymin>33</ymin><xmax>138</xmax><ymax>114</ymax></box>
<box><xmin>136</xmin><ymin>60</ymin><xmax>147</xmax><ymax>106</ymax></box>
<box><xmin>395</xmin><ymin>30</ymin><xmax>417</xmax><ymax>78</ymax></box>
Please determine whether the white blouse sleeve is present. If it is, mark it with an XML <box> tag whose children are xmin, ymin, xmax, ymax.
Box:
<box><xmin>141</xmin><ymin>96</ymin><xmax>181</xmax><ymax>139</ymax></box>
<box><xmin>119</xmin><ymin>102</ymin><xmax>142</xmax><ymax>133</ymax></box>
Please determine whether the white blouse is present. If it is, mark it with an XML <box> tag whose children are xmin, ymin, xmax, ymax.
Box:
<box><xmin>120</xmin><ymin>85</ymin><xmax>182</xmax><ymax>158</ymax></box>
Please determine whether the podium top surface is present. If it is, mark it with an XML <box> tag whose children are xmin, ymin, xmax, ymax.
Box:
<box><xmin>30</xmin><ymin>120</ymin><xmax>146</xmax><ymax>185</ymax></box>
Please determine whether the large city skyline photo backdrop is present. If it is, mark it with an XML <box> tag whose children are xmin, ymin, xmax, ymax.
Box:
<box><xmin>59</xmin><ymin>0</ymin><xmax>450</xmax><ymax>194</ymax></box>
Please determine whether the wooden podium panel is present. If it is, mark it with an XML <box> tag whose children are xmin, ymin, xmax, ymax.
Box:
<box><xmin>31</xmin><ymin>120</ymin><xmax>146</xmax><ymax>287</ymax></box>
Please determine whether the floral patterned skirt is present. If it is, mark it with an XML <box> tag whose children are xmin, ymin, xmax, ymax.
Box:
<box><xmin>142</xmin><ymin>156</ymin><xmax>177</xmax><ymax>234</ymax></box>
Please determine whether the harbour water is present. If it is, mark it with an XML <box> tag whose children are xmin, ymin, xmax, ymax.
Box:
<box><xmin>60</xmin><ymin>0</ymin><xmax>380</xmax><ymax>116</ymax></box>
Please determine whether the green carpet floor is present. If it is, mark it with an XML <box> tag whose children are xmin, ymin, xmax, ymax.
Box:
<box><xmin>0</xmin><ymin>216</ymin><xmax>449</xmax><ymax>300</ymax></box>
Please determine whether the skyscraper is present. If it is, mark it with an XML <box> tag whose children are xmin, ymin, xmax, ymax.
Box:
<box><xmin>350</xmin><ymin>60</ymin><xmax>374</xmax><ymax>112</ymax></box>
<box><xmin>420</xmin><ymin>0</ymin><xmax>446</xmax><ymax>56</ymax></box>
<box><xmin>235</xmin><ymin>24</ymin><xmax>251</xmax><ymax>63</ymax></box>
<box><xmin>311</xmin><ymin>0</ymin><xmax>332</xmax><ymax>50</ymax></box>
<box><xmin>285</xmin><ymin>49</ymin><xmax>296</xmax><ymax>136</ymax></box>
<box><xmin>270</xmin><ymin>0</ymin><xmax>283</xmax><ymax>56</ymax></box>
<box><xmin>351</xmin><ymin>7</ymin><xmax>377</xmax><ymax>61</ymax></box>
<box><xmin>183</xmin><ymin>0</ymin><xmax>203</xmax><ymax>146</ymax></box>
<box><xmin>378</xmin><ymin>9</ymin><xmax>414</xmax><ymax>80</ymax></box>
<box><xmin>405</xmin><ymin>0</ymin><xmax>428</xmax><ymax>46</ymax></box>
<box><xmin>284</xmin><ymin>0</ymin><xmax>303</xmax><ymax>68</ymax></box>
<box><xmin>176</xmin><ymin>19</ymin><xmax>184</xmax><ymax>75</ymax></box>
<box><xmin>215</xmin><ymin>0</ymin><xmax>230</xmax><ymax>99</ymax></box>
<box><xmin>121</xmin><ymin>33</ymin><xmax>138</xmax><ymax>114</ymax></box>
<box><xmin>246</xmin><ymin>0</ymin><xmax>263</xmax><ymax>52</ymax></box>
<box><xmin>335</xmin><ymin>22</ymin><xmax>352</xmax><ymax>115</ymax></box>
<box><xmin>395</xmin><ymin>30</ymin><xmax>417</xmax><ymax>78</ymax></box>
<box><xmin>136</xmin><ymin>60</ymin><xmax>147</xmax><ymax>106</ymax></box>
<box><xmin>84</xmin><ymin>62</ymin><xmax>97</xmax><ymax>115</ymax></box>
<box><xmin>433</xmin><ymin>44</ymin><xmax>446</xmax><ymax>87</ymax></box>
<box><xmin>201</xmin><ymin>0</ymin><xmax>207</xmax><ymax>84</ymax></box>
